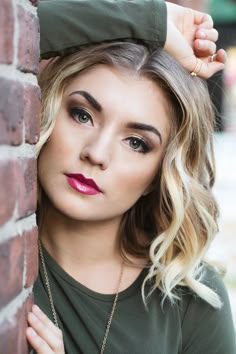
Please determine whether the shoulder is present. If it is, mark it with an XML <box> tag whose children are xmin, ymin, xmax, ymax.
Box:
<box><xmin>200</xmin><ymin>263</ymin><xmax>227</xmax><ymax>292</ymax></box>
<box><xmin>180</xmin><ymin>264</ymin><xmax>236</xmax><ymax>354</ymax></box>
<box><xmin>181</xmin><ymin>263</ymin><xmax>231</xmax><ymax>323</ymax></box>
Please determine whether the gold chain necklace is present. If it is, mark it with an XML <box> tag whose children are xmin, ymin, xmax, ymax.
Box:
<box><xmin>38</xmin><ymin>240</ymin><xmax>124</xmax><ymax>354</ymax></box>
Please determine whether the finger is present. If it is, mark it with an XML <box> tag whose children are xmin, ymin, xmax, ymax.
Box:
<box><xmin>28</xmin><ymin>312</ymin><xmax>64</xmax><ymax>352</ymax></box>
<box><xmin>193</xmin><ymin>12</ymin><xmax>214</xmax><ymax>29</ymax></box>
<box><xmin>26</xmin><ymin>327</ymin><xmax>54</xmax><ymax>354</ymax></box>
<box><xmin>214</xmin><ymin>49</ymin><xmax>227</xmax><ymax>64</ymax></box>
<box><xmin>32</xmin><ymin>305</ymin><xmax>61</xmax><ymax>337</ymax></box>
<box><xmin>206</xmin><ymin>49</ymin><xmax>227</xmax><ymax>65</ymax></box>
<box><xmin>194</xmin><ymin>39</ymin><xmax>217</xmax><ymax>56</ymax></box>
<box><xmin>204</xmin><ymin>61</ymin><xmax>225</xmax><ymax>78</ymax></box>
<box><xmin>192</xmin><ymin>59</ymin><xmax>225</xmax><ymax>79</ymax></box>
<box><xmin>195</xmin><ymin>28</ymin><xmax>219</xmax><ymax>43</ymax></box>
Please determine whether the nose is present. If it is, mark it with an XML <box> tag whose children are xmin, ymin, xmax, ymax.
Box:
<box><xmin>80</xmin><ymin>133</ymin><xmax>112</xmax><ymax>170</ymax></box>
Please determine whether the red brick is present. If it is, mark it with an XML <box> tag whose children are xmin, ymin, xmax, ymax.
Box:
<box><xmin>0</xmin><ymin>236</ymin><xmax>24</xmax><ymax>309</ymax></box>
<box><xmin>24</xmin><ymin>84</ymin><xmax>40</xmax><ymax>144</ymax></box>
<box><xmin>17</xmin><ymin>158</ymin><xmax>37</xmax><ymax>219</ymax></box>
<box><xmin>17</xmin><ymin>6</ymin><xmax>40</xmax><ymax>74</ymax></box>
<box><xmin>24</xmin><ymin>227</ymin><xmax>38</xmax><ymax>288</ymax></box>
<box><xmin>0</xmin><ymin>78</ymin><xmax>24</xmax><ymax>145</ymax></box>
<box><xmin>0</xmin><ymin>294</ymin><xmax>33</xmax><ymax>354</ymax></box>
<box><xmin>0</xmin><ymin>315</ymin><xmax>18</xmax><ymax>354</ymax></box>
<box><xmin>0</xmin><ymin>160</ymin><xmax>17</xmax><ymax>226</ymax></box>
<box><xmin>0</xmin><ymin>0</ymin><xmax>14</xmax><ymax>64</ymax></box>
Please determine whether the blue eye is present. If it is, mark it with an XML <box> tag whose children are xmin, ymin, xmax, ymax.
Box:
<box><xmin>69</xmin><ymin>107</ymin><xmax>93</xmax><ymax>125</ymax></box>
<box><xmin>126</xmin><ymin>137</ymin><xmax>150</xmax><ymax>153</ymax></box>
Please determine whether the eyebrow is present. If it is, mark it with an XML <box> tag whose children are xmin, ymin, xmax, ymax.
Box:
<box><xmin>68</xmin><ymin>90</ymin><xmax>162</xmax><ymax>143</ymax></box>
<box><xmin>68</xmin><ymin>90</ymin><xmax>102</xmax><ymax>112</ymax></box>
<box><xmin>127</xmin><ymin>122</ymin><xmax>162</xmax><ymax>144</ymax></box>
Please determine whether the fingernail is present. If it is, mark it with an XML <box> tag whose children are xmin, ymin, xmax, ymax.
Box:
<box><xmin>28</xmin><ymin>327</ymin><xmax>37</xmax><ymax>336</ymax></box>
<box><xmin>32</xmin><ymin>304</ymin><xmax>41</xmax><ymax>314</ymax></box>
<box><xmin>197</xmin><ymin>40</ymin><xmax>205</xmax><ymax>49</ymax></box>
<box><xmin>30</xmin><ymin>313</ymin><xmax>37</xmax><ymax>322</ymax></box>
<box><xmin>198</xmin><ymin>30</ymin><xmax>206</xmax><ymax>39</ymax></box>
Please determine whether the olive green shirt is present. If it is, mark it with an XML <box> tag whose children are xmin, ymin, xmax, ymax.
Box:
<box><xmin>38</xmin><ymin>0</ymin><xmax>167</xmax><ymax>59</ymax></box>
<box><xmin>33</xmin><ymin>247</ymin><xmax>236</xmax><ymax>354</ymax></box>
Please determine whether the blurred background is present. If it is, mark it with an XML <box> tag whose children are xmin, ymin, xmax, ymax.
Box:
<box><xmin>168</xmin><ymin>0</ymin><xmax>236</xmax><ymax>328</ymax></box>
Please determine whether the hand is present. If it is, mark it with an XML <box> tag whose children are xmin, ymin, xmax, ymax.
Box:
<box><xmin>165</xmin><ymin>2</ymin><xmax>227</xmax><ymax>78</ymax></box>
<box><xmin>26</xmin><ymin>305</ymin><xmax>65</xmax><ymax>354</ymax></box>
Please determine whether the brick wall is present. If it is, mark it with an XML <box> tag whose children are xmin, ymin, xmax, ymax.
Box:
<box><xmin>0</xmin><ymin>0</ymin><xmax>40</xmax><ymax>352</ymax></box>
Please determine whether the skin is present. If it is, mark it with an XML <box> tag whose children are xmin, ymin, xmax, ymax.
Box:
<box><xmin>165</xmin><ymin>2</ymin><xmax>226</xmax><ymax>78</ymax></box>
<box><xmin>27</xmin><ymin>66</ymin><xmax>170</xmax><ymax>353</ymax></box>
<box><xmin>38</xmin><ymin>67</ymin><xmax>169</xmax><ymax>225</ymax></box>
<box><xmin>26</xmin><ymin>305</ymin><xmax>64</xmax><ymax>354</ymax></box>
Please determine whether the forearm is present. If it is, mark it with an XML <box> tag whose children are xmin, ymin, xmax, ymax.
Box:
<box><xmin>38</xmin><ymin>0</ymin><xmax>167</xmax><ymax>59</ymax></box>
<box><xmin>38</xmin><ymin>0</ymin><xmax>226</xmax><ymax>78</ymax></box>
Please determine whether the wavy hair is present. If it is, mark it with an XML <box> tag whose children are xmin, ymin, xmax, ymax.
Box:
<box><xmin>37</xmin><ymin>42</ymin><xmax>221</xmax><ymax>308</ymax></box>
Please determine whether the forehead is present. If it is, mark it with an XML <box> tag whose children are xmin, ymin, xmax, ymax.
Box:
<box><xmin>65</xmin><ymin>65</ymin><xmax>167</xmax><ymax>99</ymax></box>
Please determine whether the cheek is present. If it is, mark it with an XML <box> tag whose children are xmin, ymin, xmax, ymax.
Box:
<box><xmin>38</xmin><ymin>143</ymin><xmax>56</xmax><ymax>175</ymax></box>
<box><xmin>114</xmin><ymin>158</ymin><xmax>160</xmax><ymax>197</ymax></box>
<box><xmin>37</xmin><ymin>148</ymin><xmax>50</xmax><ymax>179</ymax></box>
<box><xmin>107</xmin><ymin>165</ymin><xmax>158</xmax><ymax>214</ymax></box>
<box><xmin>37</xmin><ymin>149</ymin><xmax>53</xmax><ymax>194</ymax></box>
<box><xmin>37</xmin><ymin>137</ymin><xmax>64</xmax><ymax>188</ymax></box>
<box><xmin>38</xmin><ymin>125</ymin><xmax>75</xmax><ymax>171</ymax></box>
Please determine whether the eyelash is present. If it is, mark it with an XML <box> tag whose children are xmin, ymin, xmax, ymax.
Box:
<box><xmin>69</xmin><ymin>107</ymin><xmax>93</xmax><ymax>125</ymax></box>
<box><xmin>125</xmin><ymin>136</ymin><xmax>151</xmax><ymax>154</ymax></box>
<box><xmin>68</xmin><ymin>106</ymin><xmax>151</xmax><ymax>154</ymax></box>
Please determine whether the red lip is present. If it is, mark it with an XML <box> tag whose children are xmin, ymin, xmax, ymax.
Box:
<box><xmin>65</xmin><ymin>173</ymin><xmax>102</xmax><ymax>194</ymax></box>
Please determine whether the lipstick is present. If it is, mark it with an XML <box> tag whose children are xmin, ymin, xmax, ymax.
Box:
<box><xmin>65</xmin><ymin>173</ymin><xmax>102</xmax><ymax>195</ymax></box>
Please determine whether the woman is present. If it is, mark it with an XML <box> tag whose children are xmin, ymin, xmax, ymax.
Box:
<box><xmin>26</xmin><ymin>42</ymin><xmax>235</xmax><ymax>353</ymax></box>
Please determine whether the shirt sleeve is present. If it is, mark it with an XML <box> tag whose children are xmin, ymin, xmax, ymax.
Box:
<box><xmin>38</xmin><ymin>0</ymin><xmax>167</xmax><ymax>59</ymax></box>
<box><xmin>181</xmin><ymin>266</ymin><xmax>236</xmax><ymax>354</ymax></box>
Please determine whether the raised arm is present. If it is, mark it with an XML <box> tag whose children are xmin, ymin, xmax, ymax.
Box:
<box><xmin>38</xmin><ymin>0</ymin><xmax>226</xmax><ymax>78</ymax></box>
<box><xmin>38</xmin><ymin>0</ymin><xmax>167</xmax><ymax>58</ymax></box>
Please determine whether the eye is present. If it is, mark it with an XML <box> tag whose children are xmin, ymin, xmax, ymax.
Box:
<box><xmin>125</xmin><ymin>137</ymin><xmax>150</xmax><ymax>153</ymax></box>
<box><xmin>69</xmin><ymin>107</ymin><xmax>93</xmax><ymax>125</ymax></box>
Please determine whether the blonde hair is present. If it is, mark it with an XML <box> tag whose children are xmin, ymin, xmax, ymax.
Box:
<box><xmin>38</xmin><ymin>43</ymin><xmax>221</xmax><ymax>308</ymax></box>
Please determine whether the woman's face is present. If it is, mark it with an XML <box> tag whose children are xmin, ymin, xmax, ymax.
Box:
<box><xmin>38</xmin><ymin>65</ymin><xmax>170</xmax><ymax>224</ymax></box>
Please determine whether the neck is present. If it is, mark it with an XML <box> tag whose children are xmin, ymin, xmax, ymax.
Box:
<box><xmin>39</xmin><ymin>205</ymin><xmax>147</xmax><ymax>294</ymax></box>
<box><xmin>39</xmin><ymin>205</ymin><xmax>122</xmax><ymax>267</ymax></box>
